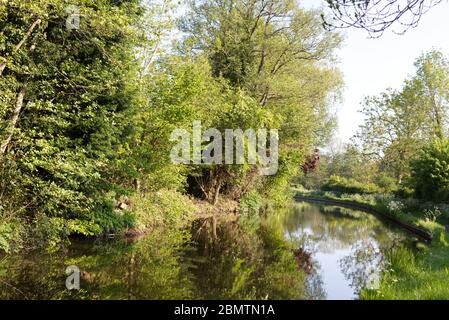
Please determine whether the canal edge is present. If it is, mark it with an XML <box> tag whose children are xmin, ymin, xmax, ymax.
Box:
<box><xmin>293</xmin><ymin>195</ymin><xmax>433</xmax><ymax>242</ymax></box>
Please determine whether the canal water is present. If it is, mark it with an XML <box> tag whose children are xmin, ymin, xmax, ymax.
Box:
<box><xmin>0</xmin><ymin>202</ymin><xmax>412</xmax><ymax>299</ymax></box>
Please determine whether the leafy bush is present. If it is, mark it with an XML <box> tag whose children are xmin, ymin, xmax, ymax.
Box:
<box><xmin>410</xmin><ymin>138</ymin><xmax>449</xmax><ymax>201</ymax></box>
<box><xmin>393</xmin><ymin>186</ymin><xmax>414</xmax><ymax>198</ymax></box>
<box><xmin>374</xmin><ymin>172</ymin><xmax>398</xmax><ymax>193</ymax></box>
<box><xmin>0</xmin><ymin>0</ymin><xmax>145</xmax><ymax>252</ymax></box>
<box><xmin>0</xmin><ymin>219</ymin><xmax>24</xmax><ymax>253</ymax></box>
<box><xmin>131</xmin><ymin>190</ymin><xmax>196</xmax><ymax>230</ymax></box>
<box><xmin>340</xmin><ymin>192</ymin><xmax>378</xmax><ymax>205</ymax></box>
<box><xmin>322</xmin><ymin>175</ymin><xmax>383</xmax><ymax>195</ymax></box>
<box><xmin>386</xmin><ymin>200</ymin><xmax>405</xmax><ymax>216</ymax></box>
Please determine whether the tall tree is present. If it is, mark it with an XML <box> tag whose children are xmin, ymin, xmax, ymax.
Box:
<box><xmin>354</xmin><ymin>51</ymin><xmax>449</xmax><ymax>183</ymax></box>
<box><xmin>412</xmin><ymin>50</ymin><xmax>449</xmax><ymax>138</ymax></box>
<box><xmin>179</xmin><ymin>0</ymin><xmax>343</xmax><ymax>202</ymax></box>
<box><xmin>0</xmin><ymin>0</ymin><xmax>145</xmax><ymax>248</ymax></box>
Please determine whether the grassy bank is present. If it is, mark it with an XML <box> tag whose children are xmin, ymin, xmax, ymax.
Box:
<box><xmin>293</xmin><ymin>187</ymin><xmax>449</xmax><ymax>300</ymax></box>
<box><xmin>361</xmin><ymin>228</ymin><xmax>449</xmax><ymax>299</ymax></box>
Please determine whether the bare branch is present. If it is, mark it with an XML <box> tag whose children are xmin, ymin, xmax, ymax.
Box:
<box><xmin>323</xmin><ymin>0</ymin><xmax>443</xmax><ymax>37</ymax></box>
<box><xmin>1</xmin><ymin>88</ymin><xmax>26</xmax><ymax>155</ymax></box>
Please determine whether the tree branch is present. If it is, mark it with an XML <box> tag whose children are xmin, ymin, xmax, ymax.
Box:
<box><xmin>1</xmin><ymin>87</ymin><xmax>26</xmax><ymax>155</ymax></box>
<box><xmin>0</xmin><ymin>18</ymin><xmax>41</xmax><ymax>77</ymax></box>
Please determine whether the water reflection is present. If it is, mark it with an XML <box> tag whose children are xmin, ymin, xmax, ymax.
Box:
<box><xmin>189</xmin><ymin>216</ymin><xmax>305</xmax><ymax>299</ymax></box>
<box><xmin>0</xmin><ymin>228</ymin><xmax>195</xmax><ymax>299</ymax></box>
<box><xmin>283</xmin><ymin>203</ymin><xmax>410</xmax><ymax>299</ymax></box>
<box><xmin>0</xmin><ymin>202</ymin><xmax>410</xmax><ymax>300</ymax></box>
<box><xmin>0</xmin><ymin>215</ymin><xmax>304</xmax><ymax>299</ymax></box>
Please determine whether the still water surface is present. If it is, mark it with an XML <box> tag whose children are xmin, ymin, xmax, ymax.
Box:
<box><xmin>0</xmin><ymin>202</ymin><xmax>411</xmax><ymax>299</ymax></box>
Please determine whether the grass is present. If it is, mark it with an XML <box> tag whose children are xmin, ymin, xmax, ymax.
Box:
<box><xmin>361</xmin><ymin>223</ymin><xmax>449</xmax><ymax>300</ymax></box>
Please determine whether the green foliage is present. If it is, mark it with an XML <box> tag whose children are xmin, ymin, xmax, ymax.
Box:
<box><xmin>361</xmin><ymin>238</ymin><xmax>449</xmax><ymax>300</ymax></box>
<box><xmin>423</xmin><ymin>207</ymin><xmax>443</xmax><ymax>223</ymax></box>
<box><xmin>322</xmin><ymin>175</ymin><xmax>383</xmax><ymax>195</ymax></box>
<box><xmin>0</xmin><ymin>0</ymin><xmax>343</xmax><ymax>253</ymax></box>
<box><xmin>374</xmin><ymin>172</ymin><xmax>398</xmax><ymax>193</ymax></box>
<box><xmin>0</xmin><ymin>0</ymin><xmax>145</xmax><ymax>251</ymax></box>
<box><xmin>131</xmin><ymin>189</ymin><xmax>196</xmax><ymax>230</ymax></box>
<box><xmin>263</xmin><ymin>150</ymin><xmax>302</xmax><ymax>205</ymax></box>
<box><xmin>353</xmin><ymin>50</ymin><xmax>449</xmax><ymax>186</ymax></box>
<box><xmin>0</xmin><ymin>219</ymin><xmax>23</xmax><ymax>253</ymax></box>
<box><xmin>181</xmin><ymin>0</ymin><xmax>342</xmax><ymax>203</ymax></box>
<box><xmin>410</xmin><ymin>138</ymin><xmax>449</xmax><ymax>201</ymax></box>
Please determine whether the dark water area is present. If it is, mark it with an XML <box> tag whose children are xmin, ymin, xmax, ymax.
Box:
<box><xmin>0</xmin><ymin>202</ymin><xmax>413</xmax><ymax>300</ymax></box>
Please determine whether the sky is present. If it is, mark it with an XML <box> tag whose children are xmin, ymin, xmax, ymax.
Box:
<box><xmin>302</xmin><ymin>0</ymin><xmax>449</xmax><ymax>144</ymax></box>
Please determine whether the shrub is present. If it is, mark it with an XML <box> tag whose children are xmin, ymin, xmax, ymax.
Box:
<box><xmin>394</xmin><ymin>186</ymin><xmax>414</xmax><ymax>198</ymax></box>
<box><xmin>321</xmin><ymin>175</ymin><xmax>383</xmax><ymax>195</ymax></box>
<box><xmin>0</xmin><ymin>219</ymin><xmax>24</xmax><ymax>253</ymax></box>
<box><xmin>410</xmin><ymin>138</ymin><xmax>449</xmax><ymax>201</ymax></box>
<box><xmin>130</xmin><ymin>189</ymin><xmax>196</xmax><ymax>230</ymax></box>
<box><xmin>387</xmin><ymin>201</ymin><xmax>405</xmax><ymax>215</ymax></box>
<box><xmin>374</xmin><ymin>172</ymin><xmax>398</xmax><ymax>193</ymax></box>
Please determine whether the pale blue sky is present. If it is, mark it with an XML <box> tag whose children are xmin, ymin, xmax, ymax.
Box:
<box><xmin>176</xmin><ymin>1</ymin><xmax>449</xmax><ymax>143</ymax></box>
<box><xmin>303</xmin><ymin>0</ymin><xmax>449</xmax><ymax>143</ymax></box>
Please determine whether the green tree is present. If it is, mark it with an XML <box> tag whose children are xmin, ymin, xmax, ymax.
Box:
<box><xmin>354</xmin><ymin>51</ymin><xmax>449</xmax><ymax>184</ymax></box>
<box><xmin>355</xmin><ymin>88</ymin><xmax>426</xmax><ymax>183</ymax></box>
<box><xmin>0</xmin><ymin>0</ymin><xmax>145</xmax><ymax>250</ymax></box>
<box><xmin>412</xmin><ymin>50</ymin><xmax>449</xmax><ymax>139</ymax></box>
<box><xmin>180</xmin><ymin>0</ymin><xmax>343</xmax><ymax>202</ymax></box>
<box><xmin>326</xmin><ymin>143</ymin><xmax>377</xmax><ymax>182</ymax></box>
<box><xmin>410</xmin><ymin>138</ymin><xmax>449</xmax><ymax>201</ymax></box>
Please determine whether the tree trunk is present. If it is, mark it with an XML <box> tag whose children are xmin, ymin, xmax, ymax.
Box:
<box><xmin>133</xmin><ymin>178</ymin><xmax>140</xmax><ymax>191</ymax></box>
<box><xmin>1</xmin><ymin>87</ymin><xmax>26</xmax><ymax>155</ymax></box>
<box><xmin>212</xmin><ymin>184</ymin><xmax>221</xmax><ymax>205</ymax></box>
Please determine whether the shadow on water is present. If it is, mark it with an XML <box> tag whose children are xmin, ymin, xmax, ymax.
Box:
<box><xmin>0</xmin><ymin>202</ymin><xmax>413</xmax><ymax>300</ymax></box>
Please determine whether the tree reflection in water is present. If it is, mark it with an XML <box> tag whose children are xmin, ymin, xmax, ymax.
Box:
<box><xmin>0</xmin><ymin>202</ymin><xmax>411</xmax><ymax>300</ymax></box>
<box><xmin>280</xmin><ymin>202</ymin><xmax>411</xmax><ymax>299</ymax></box>
<box><xmin>339</xmin><ymin>239</ymin><xmax>382</xmax><ymax>295</ymax></box>
<box><xmin>0</xmin><ymin>228</ymin><xmax>195</xmax><ymax>299</ymax></box>
<box><xmin>304</xmin><ymin>261</ymin><xmax>327</xmax><ymax>300</ymax></box>
<box><xmin>0</xmin><ymin>213</ymin><xmax>306</xmax><ymax>300</ymax></box>
<box><xmin>189</xmin><ymin>215</ymin><xmax>305</xmax><ymax>299</ymax></box>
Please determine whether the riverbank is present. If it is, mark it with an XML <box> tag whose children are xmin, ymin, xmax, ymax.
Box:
<box><xmin>113</xmin><ymin>190</ymin><xmax>243</xmax><ymax>240</ymax></box>
<box><xmin>293</xmin><ymin>188</ymin><xmax>449</xmax><ymax>300</ymax></box>
<box><xmin>293</xmin><ymin>194</ymin><xmax>432</xmax><ymax>241</ymax></box>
